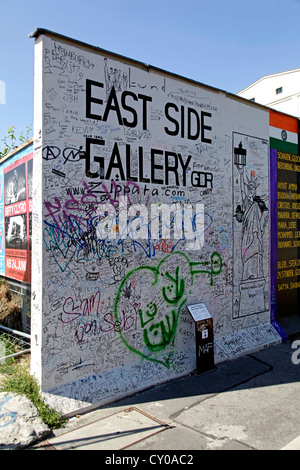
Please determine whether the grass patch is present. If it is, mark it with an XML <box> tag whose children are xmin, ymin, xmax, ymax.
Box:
<box><xmin>0</xmin><ymin>355</ymin><xmax>66</xmax><ymax>429</ymax></box>
<box><xmin>0</xmin><ymin>333</ymin><xmax>18</xmax><ymax>364</ymax></box>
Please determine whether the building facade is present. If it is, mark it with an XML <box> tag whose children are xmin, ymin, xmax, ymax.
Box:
<box><xmin>238</xmin><ymin>69</ymin><xmax>300</xmax><ymax>119</ymax></box>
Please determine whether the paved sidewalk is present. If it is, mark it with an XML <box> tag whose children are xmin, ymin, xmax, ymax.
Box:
<box><xmin>28</xmin><ymin>338</ymin><xmax>300</xmax><ymax>451</ymax></box>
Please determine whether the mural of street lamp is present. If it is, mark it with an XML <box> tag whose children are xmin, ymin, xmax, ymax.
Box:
<box><xmin>234</xmin><ymin>141</ymin><xmax>247</xmax><ymax>167</ymax></box>
<box><xmin>233</xmin><ymin>138</ymin><xmax>269</xmax><ymax>317</ymax></box>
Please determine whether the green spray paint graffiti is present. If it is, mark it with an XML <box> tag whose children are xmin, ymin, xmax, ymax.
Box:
<box><xmin>114</xmin><ymin>251</ymin><xmax>222</xmax><ymax>368</ymax></box>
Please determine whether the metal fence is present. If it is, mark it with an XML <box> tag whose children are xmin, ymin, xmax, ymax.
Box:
<box><xmin>0</xmin><ymin>279</ymin><xmax>31</xmax><ymax>363</ymax></box>
<box><xmin>0</xmin><ymin>324</ymin><xmax>31</xmax><ymax>363</ymax></box>
<box><xmin>7</xmin><ymin>279</ymin><xmax>31</xmax><ymax>334</ymax></box>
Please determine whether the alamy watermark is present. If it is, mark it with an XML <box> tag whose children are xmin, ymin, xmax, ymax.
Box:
<box><xmin>291</xmin><ymin>340</ymin><xmax>300</xmax><ymax>365</ymax></box>
<box><xmin>92</xmin><ymin>197</ymin><xmax>205</xmax><ymax>250</ymax></box>
<box><xmin>0</xmin><ymin>80</ymin><xmax>6</xmax><ymax>105</ymax></box>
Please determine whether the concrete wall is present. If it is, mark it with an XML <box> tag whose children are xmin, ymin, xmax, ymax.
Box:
<box><xmin>30</xmin><ymin>31</ymin><xmax>281</xmax><ymax>414</ymax></box>
<box><xmin>269</xmin><ymin>110</ymin><xmax>300</xmax><ymax>331</ymax></box>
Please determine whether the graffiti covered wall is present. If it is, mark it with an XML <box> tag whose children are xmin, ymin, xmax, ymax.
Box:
<box><xmin>0</xmin><ymin>141</ymin><xmax>33</xmax><ymax>283</ymax></box>
<box><xmin>30</xmin><ymin>30</ymin><xmax>280</xmax><ymax>413</ymax></box>
<box><xmin>269</xmin><ymin>110</ymin><xmax>300</xmax><ymax>335</ymax></box>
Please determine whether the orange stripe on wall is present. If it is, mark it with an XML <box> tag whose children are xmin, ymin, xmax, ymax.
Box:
<box><xmin>269</xmin><ymin>109</ymin><xmax>299</xmax><ymax>133</ymax></box>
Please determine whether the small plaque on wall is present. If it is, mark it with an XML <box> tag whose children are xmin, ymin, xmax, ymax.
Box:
<box><xmin>187</xmin><ymin>303</ymin><xmax>211</xmax><ymax>322</ymax></box>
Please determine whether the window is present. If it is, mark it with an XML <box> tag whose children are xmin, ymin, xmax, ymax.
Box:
<box><xmin>276</xmin><ymin>87</ymin><xmax>283</xmax><ymax>95</ymax></box>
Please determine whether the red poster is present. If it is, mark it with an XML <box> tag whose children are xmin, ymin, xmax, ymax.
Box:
<box><xmin>3</xmin><ymin>153</ymin><xmax>32</xmax><ymax>283</ymax></box>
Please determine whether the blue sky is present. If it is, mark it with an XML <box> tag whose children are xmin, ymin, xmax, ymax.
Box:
<box><xmin>1</xmin><ymin>0</ymin><xmax>300</xmax><ymax>148</ymax></box>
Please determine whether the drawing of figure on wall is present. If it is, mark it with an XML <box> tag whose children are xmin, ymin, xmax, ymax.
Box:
<box><xmin>235</xmin><ymin>165</ymin><xmax>269</xmax><ymax>281</ymax></box>
<box><xmin>233</xmin><ymin>137</ymin><xmax>269</xmax><ymax>318</ymax></box>
<box><xmin>104</xmin><ymin>57</ymin><xmax>128</xmax><ymax>99</ymax></box>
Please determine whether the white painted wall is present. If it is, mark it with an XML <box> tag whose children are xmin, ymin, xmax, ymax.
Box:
<box><xmin>31</xmin><ymin>32</ymin><xmax>280</xmax><ymax>414</ymax></box>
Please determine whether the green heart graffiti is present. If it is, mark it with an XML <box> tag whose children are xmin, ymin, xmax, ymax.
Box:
<box><xmin>114</xmin><ymin>251</ymin><xmax>222</xmax><ymax>368</ymax></box>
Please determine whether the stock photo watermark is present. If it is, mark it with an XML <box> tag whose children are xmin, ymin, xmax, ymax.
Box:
<box><xmin>92</xmin><ymin>199</ymin><xmax>205</xmax><ymax>251</ymax></box>
<box><xmin>291</xmin><ymin>340</ymin><xmax>300</xmax><ymax>365</ymax></box>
